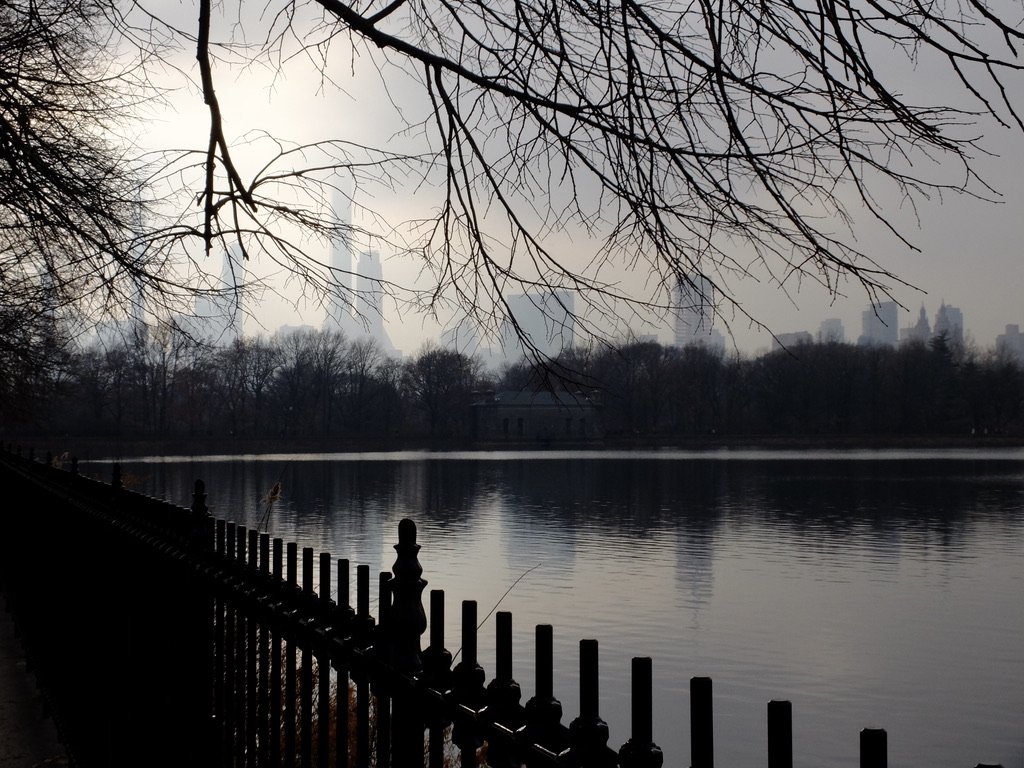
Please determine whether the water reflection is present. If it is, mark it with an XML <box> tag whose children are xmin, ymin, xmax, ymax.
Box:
<box><xmin>110</xmin><ymin>451</ymin><xmax>1024</xmax><ymax>768</ymax></box>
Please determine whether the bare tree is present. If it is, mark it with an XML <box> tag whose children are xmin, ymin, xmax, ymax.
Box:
<box><xmin>1</xmin><ymin>0</ymin><xmax>158</xmax><ymax>322</ymax></box>
<box><xmin>132</xmin><ymin>0</ymin><xmax>1019</xmax><ymax>349</ymax></box>
<box><xmin>7</xmin><ymin>0</ymin><xmax>1024</xmax><ymax>363</ymax></box>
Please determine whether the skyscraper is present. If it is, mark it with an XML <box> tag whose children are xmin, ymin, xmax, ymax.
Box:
<box><xmin>818</xmin><ymin>318</ymin><xmax>845</xmax><ymax>344</ymax></box>
<box><xmin>858</xmin><ymin>301</ymin><xmax>899</xmax><ymax>347</ymax></box>
<box><xmin>324</xmin><ymin>187</ymin><xmax>363</xmax><ymax>337</ymax></box>
<box><xmin>499</xmin><ymin>289</ymin><xmax>576</xmax><ymax>359</ymax></box>
<box><xmin>996</xmin><ymin>324</ymin><xmax>1024</xmax><ymax>362</ymax></box>
<box><xmin>191</xmin><ymin>241</ymin><xmax>246</xmax><ymax>342</ymax></box>
<box><xmin>673</xmin><ymin>273</ymin><xmax>723</xmax><ymax>349</ymax></box>
<box><xmin>900</xmin><ymin>305</ymin><xmax>931</xmax><ymax>345</ymax></box>
<box><xmin>354</xmin><ymin>249</ymin><xmax>393</xmax><ymax>352</ymax></box>
<box><xmin>933</xmin><ymin>302</ymin><xmax>964</xmax><ymax>345</ymax></box>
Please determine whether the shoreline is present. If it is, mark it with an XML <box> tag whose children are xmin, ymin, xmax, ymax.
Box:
<box><xmin>6</xmin><ymin>433</ymin><xmax>1024</xmax><ymax>462</ymax></box>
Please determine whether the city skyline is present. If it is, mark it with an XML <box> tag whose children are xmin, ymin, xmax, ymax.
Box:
<box><xmin>250</xmin><ymin>293</ymin><xmax>1018</xmax><ymax>362</ymax></box>
<box><xmin>122</xmin><ymin>14</ymin><xmax>1024</xmax><ymax>365</ymax></box>
<box><xmin>97</xmin><ymin>241</ymin><xmax>1019</xmax><ymax>360</ymax></box>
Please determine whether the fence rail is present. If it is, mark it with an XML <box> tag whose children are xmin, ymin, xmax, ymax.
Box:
<box><xmin>0</xmin><ymin>445</ymin><xmax>1005</xmax><ymax>768</ymax></box>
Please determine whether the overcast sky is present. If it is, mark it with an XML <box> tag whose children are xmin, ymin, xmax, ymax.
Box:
<box><xmin>135</xmin><ymin>1</ymin><xmax>1024</xmax><ymax>358</ymax></box>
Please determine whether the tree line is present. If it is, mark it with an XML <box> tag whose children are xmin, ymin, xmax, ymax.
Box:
<box><xmin>3</xmin><ymin>323</ymin><xmax>1023</xmax><ymax>447</ymax></box>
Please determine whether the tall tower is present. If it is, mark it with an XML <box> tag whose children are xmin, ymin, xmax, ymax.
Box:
<box><xmin>499</xmin><ymin>290</ymin><xmax>576</xmax><ymax>359</ymax></box>
<box><xmin>933</xmin><ymin>302</ymin><xmax>964</xmax><ymax>345</ymax></box>
<box><xmin>673</xmin><ymin>273</ymin><xmax>722</xmax><ymax>349</ymax></box>
<box><xmin>901</xmin><ymin>305</ymin><xmax>931</xmax><ymax>345</ymax></box>
<box><xmin>355</xmin><ymin>249</ymin><xmax>393</xmax><ymax>351</ymax></box>
<box><xmin>819</xmin><ymin>318</ymin><xmax>845</xmax><ymax>343</ymax></box>
<box><xmin>193</xmin><ymin>241</ymin><xmax>245</xmax><ymax>343</ymax></box>
<box><xmin>221</xmin><ymin>241</ymin><xmax>245</xmax><ymax>341</ymax></box>
<box><xmin>858</xmin><ymin>300</ymin><xmax>899</xmax><ymax>347</ymax></box>
<box><xmin>324</xmin><ymin>186</ymin><xmax>363</xmax><ymax>337</ymax></box>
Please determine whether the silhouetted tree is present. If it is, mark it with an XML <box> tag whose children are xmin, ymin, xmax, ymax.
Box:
<box><xmin>339</xmin><ymin>338</ymin><xmax>386</xmax><ymax>436</ymax></box>
<box><xmin>0</xmin><ymin>0</ymin><xmax>154</xmax><ymax>324</ymax></box>
<box><xmin>403</xmin><ymin>347</ymin><xmax>482</xmax><ymax>438</ymax></box>
<box><xmin>0</xmin><ymin>303</ymin><xmax>70</xmax><ymax>425</ymax></box>
<box><xmin>671</xmin><ymin>345</ymin><xmax>726</xmax><ymax>436</ymax></box>
<box><xmin>242</xmin><ymin>338</ymin><xmax>284</xmax><ymax>437</ymax></box>
<box><xmin>112</xmin><ymin>0</ymin><xmax>1024</xmax><ymax>354</ymax></box>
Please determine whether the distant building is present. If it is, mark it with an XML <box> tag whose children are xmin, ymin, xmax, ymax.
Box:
<box><xmin>818</xmin><ymin>318</ymin><xmax>845</xmax><ymax>344</ymax></box>
<box><xmin>277</xmin><ymin>323</ymin><xmax>318</xmax><ymax>337</ymax></box>
<box><xmin>772</xmin><ymin>331</ymin><xmax>813</xmax><ymax>350</ymax></box>
<box><xmin>353</xmin><ymin>249</ymin><xmax>394</xmax><ymax>352</ymax></box>
<box><xmin>323</xmin><ymin>187</ymin><xmax>363</xmax><ymax>338</ymax></box>
<box><xmin>673</xmin><ymin>274</ymin><xmax>724</xmax><ymax>351</ymax></box>
<box><xmin>441</xmin><ymin>321</ymin><xmax>483</xmax><ymax>356</ymax></box>
<box><xmin>472</xmin><ymin>390</ymin><xmax>600</xmax><ymax>444</ymax></box>
<box><xmin>901</xmin><ymin>305</ymin><xmax>931</xmax><ymax>345</ymax></box>
<box><xmin>933</xmin><ymin>302</ymin><xmax>964</xmax><ymax>346</ymax></box>
<box><xmin>90</xmin><ymin>204</ymin><xmax>151</xmax><ymax>350</ymax></box>
<box><xmin>858</xmin><ymin>301</ymin><xmax>899</xmax><ymax>347</ymax></box>
<box><xmin>186</xmin><ymin>242</ymin><xmax>246</xmax><ymax>343</ymax></box>
<box><xmin>996</xmin><ymin>324</ymin><xmax>1024</xmax><ymax>363</ymax></box>
<box><xmin>499</xmin><ymin>290</ymin><xmax>576</xmax><ymax>359</ymax></box>
<box><xmin>92</xmin><ymin>315</ymin><xmax>145</xmax><ymax>351</ymax></box>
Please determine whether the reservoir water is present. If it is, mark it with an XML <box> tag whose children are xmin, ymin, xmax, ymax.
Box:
<box><xmin>109</xmin><ymin>449</ymin><xmax>1024</xmax><ymax>768</ymax></box>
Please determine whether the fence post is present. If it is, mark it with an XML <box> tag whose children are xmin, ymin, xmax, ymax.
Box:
<box><xmin>452</xmin><ymin>600</ymin><xmax>486</xmax><ymax>767</ymax></box>
<box><xmin>484</xmin><ymin>611</ymin><xmax>524</xmax><ymax>767</ymax></box>
<box><xmin>767</xmin><ymin>700</ymin><xmax>792</xmax><ymax>768</ymax></box>
<box><xmin>301</xmin><ymin>548</ymin><xmax>315</xmax><ymax>768</ymax></box>
<box><xmin>619</xmin><ymin>657</ymin><xmax>663</xmax><ymax>767</ymax></box>
<box><xmin>335</xmin><ymin>558</ymin><xmax>352</xmax><ymax>768</ymax></box>
<box><xmin>568</xmin><ymin>639</ymin><xmax>617</xmax><ymax>767</ymax></box>
<box><xmin>691</xmin><ymin>676</ymin><xmax>714</xmax><ymax>768</ymax></box>
<box><xmin>246</xmin><ymin>530</ymin><xmax>258</xmax><ymax>768</ymax></box>
<box><xmin>354</xmin><ymin>564</ymin><xmax>372</xmax><ymax>768</ymax></box>
<box><xmin>286</xmin><ymin>541</ymin><xmax>298</xmax><ymax>768</ymax></box>
<box><xmin>486</xmin><ymin>611</ymin><xmax>522</xmax><ymax>722</ymax></box>
<box><xmin>258</xmin><ymin>533</ymin><xmax>271</xmax><ymax>768</ymax></box>
<box><xmin>188</xmin><ymin>480</ymin><xmax>216</xmax><ymax>767</ymax></box>
<box><xmin>318</xmin><ymin>552</ymin><xmax>332</xmax><ymax>768</ymax></box>
<box><xmin>235</xmin><ymin>527</ymin><xmax>249</xmax><ymax>768</ymax></box>
<box><xmin>860</xmin><ymin>728</ymin><xmax>887</xmax><ymax>768</ymax></box>
<box><xmin>389</xmin><ymin>519</ymin><xmax>427</xmax><ymax>768</ymax></box>
<box><xmin>376</xmin><ymin>571</ymin><xmax>392</xmax><ymax>649</ymax></box>
<box><xmin>355</xmin><ymin>564</ymin><xmax>374</xmax><ymax>643</ymax></box>
<box><xmin>223</xmin><ymin>523</ymin><xmax>239</xmax><ymax>761</ymax></box>
<box><xmin>452</xmin><ymin>600</ymin><xmax>486</xmax><ymax>707</ymax></box>
<box><xmin>320</xmin><ymin>553</ymin><xmax>333</xmax><ymax>608</ymax></box>
<box><xmin>524</xmin><ymin>624</ymin><xmax>564</xmax><ymax>751</ymax></box>
<box><xmin>390</xmin><ymin>518</ymin><xmax>427</xmax><ymax>675</ymax></box>
<box><xmin>423</xmin><ymin>589</ymin><xmax>452</xmax><ymax>768</ymax></box>
<box><xmin>214</xmin><ymin>519</ymin><xmax>227</xmax><ymax>738</ymax></box>
<box><xmin>337</xmin><ymin>558</ymin><xmax>351</xmax><ymax>618</ymax></box>
<box><xmin>271</xmin><ymin>537</ymin><xmax>284</xmax><ymax>768</ymax></box>
<box><xmin>374</xmin><ymin>573</ymin><xmax>393</xmax><ymax>768</ymax></box>
<box><xmin>423</xmin><ymin>589</ymin><xmax>453</xmax><ymax>686</ymax></box>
